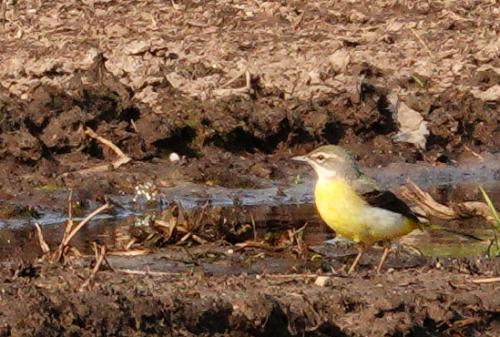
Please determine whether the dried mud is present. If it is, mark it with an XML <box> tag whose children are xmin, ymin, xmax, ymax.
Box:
<box><xmin>1</xmin><ymin>258</ymin><xmax>500</xmax><ymax>337</ymax></box>
<box><xmin>0</xmin><ymin>0</ymin><xmax>499</xmax><ymax>336</ymax></box>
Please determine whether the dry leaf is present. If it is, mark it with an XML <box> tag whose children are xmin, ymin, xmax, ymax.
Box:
<box><xmin>390</xmin><ymin>97</ymin><xmax>429</xmax><ymax>149</ymax></box>
<box><xmin>329</xmin><ymin>49</ymin><xmax>350</xmax><ymax>74</ymax></box>
<box><xmin>471</xmin><ymin>85</ymin><xmax>500</xmax><ymax>102</ymax></box>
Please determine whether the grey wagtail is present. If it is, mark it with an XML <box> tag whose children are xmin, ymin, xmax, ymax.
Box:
<box><xmin>293</xmin><ymin>145</ymin><xmax>423</xmax><ymax>274</ymax></box>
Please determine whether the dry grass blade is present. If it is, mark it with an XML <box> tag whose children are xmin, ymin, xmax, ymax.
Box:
<box><xmin>470</xmin><ymin>277</ymin><xmax>500</xmax><ymax>284</ymax></box>
<box><xmin>409</xmin><ymin>28</ymin><xmax>433</xmax><ymax>58</ymax></box>
<box><xmin>61</xmin><ymin>191</ymin><xmax>74</xmax><ymax>246</ymax></box>
<box><xmin>213</xmin><ymin>71</ymin><xmax>253</xmax><ymax>98</ymax></box>
<box><xmin>79</xmin><ymin>243</ymin><xmax>106</xmax><ymax>291</ymax></box>
<box><xmin>235</xmin><ymin>240</ymin><xmax>286</xmax><ymax>252</ymax></box>
<box><xmin>117</xmin><ymin>268</ymin><xmax>181</xmax><ymax>277</ymax></box>
<box><xmin>53</xmin><ymin>201</ymin><xmax>110</xmax><ymax>262</ymax></box>
<box><xmin>108</xmin><ymin>249</ymin><xmax>151</xmax><ymax>256</ymax></box>
<box><xmin>34</xmin><ymin>223</ymin><xmax>50</xmax><ymax>254</ymax></box>
<box><xmin>154</xmin><ymin>218</ymin><xmax>178</xmax><ymax>240</ymax></box>
<box><xmin>62</xmin><ymin>202</ymin><xmax>110</xmax><ymax>247</ymax></box>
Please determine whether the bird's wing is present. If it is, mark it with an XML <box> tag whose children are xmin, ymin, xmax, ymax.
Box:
<box><xmin>361</xmin><ymin>189</ymin><xmax>419</xmax><ymax>222</ymax></box>
<box><xmin>351</xmin><ymin>174</ymin><xmax>380</xmax><ymax>195</ymax></box>
<box><xmin>352</xmin><ymin>172</ymin><xmax>421</xmax><ymax>222</ymax></box>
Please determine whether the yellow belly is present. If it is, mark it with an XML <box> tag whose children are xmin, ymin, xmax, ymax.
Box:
<box><xmin>314</xmin><ymin>179</ymin><xmax>416</xmax><ymax>244</ymax></box>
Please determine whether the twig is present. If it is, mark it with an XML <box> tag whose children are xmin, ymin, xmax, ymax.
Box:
<box><xmin>401</xmin><ymin>181</ymin><xmax>456</xmax><ymax>219</ymax></box>
<box><xmin>470</xmin><ymin>277</ymin><xmax>500</xmax><ymax>284</ymax></box>
<box><xmin>79</xmin><ymin>244</ymin><xmax>106</xmax><ymax>291</ymax></box>
<box><xmin>401</xmin><ymin>180</ymin><xmax>496</xmax><ymax>225</ymax></box>
<box><xmin>84</xmin><ymin>127</ymin><xmax>131</xmax><ymax>169</ymax></box>
<box><xmin>61</xmin><ymin>128</ymin><xmax>131</xmax><ymax>176</ymax></box>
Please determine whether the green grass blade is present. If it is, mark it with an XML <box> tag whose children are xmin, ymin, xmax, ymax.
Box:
<box><xmin>479</xmin><ymin>186</ymin><xmax>500</xmax><ymax>232</ymax></box>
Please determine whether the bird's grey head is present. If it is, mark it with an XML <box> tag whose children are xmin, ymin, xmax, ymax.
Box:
<box><xmin>292</xmin><ymin>145</ymin><xmax>362</xmax><ymax>181</ymax></box>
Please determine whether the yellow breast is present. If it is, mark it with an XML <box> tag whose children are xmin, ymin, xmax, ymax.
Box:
<box><xmin>314</xmin><ymin>178</ymin><xmax>415</xmax><ymax>244</ymax></box>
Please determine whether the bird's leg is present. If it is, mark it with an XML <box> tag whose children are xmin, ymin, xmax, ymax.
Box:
<box><xmin>376</xmin><ymin>246</ymin><xmax>391</xmax><ymax>274</ymax></box>
<box><xmin>348</xmin><ymin>244</ymin><xmax>366</xmax><ymax>274</ymax></box>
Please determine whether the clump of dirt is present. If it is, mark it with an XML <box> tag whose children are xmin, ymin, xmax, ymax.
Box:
<box><xmin>0</xmin><ymin>0</ymin><xmax>498</xmax><ymax>208</ymax></box>
<box><xmin>0</xmin><ymin>258</ymin><xmax>499</xmax><ymax>337</ymax></box>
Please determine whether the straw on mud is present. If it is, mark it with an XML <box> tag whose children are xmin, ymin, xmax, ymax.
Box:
<box><xmin>293</xmin><ymin>11</ymin><xmax>305</xmax><ymax>30</ymax></box>
<box><xmin>79</xmin><ymin>243</ymin><xmax>106</xmax><ymax>291</ymax></box>
<box><xmin>220</xmin><ymin>69</ymin><xmax>247</xmax><ymax>89</ymax></box>
<box><xmin>409</xmin><ymin>28</ymin><xmax>433</xmax><ymax>58</ymax></box>
<box><xmin>170</xmin><ymin>0</ymin><xmax>184</xmax><ymax>11</ymax></box>
<box><xmin>155</xmin><ymin>218</ymin><xmax>178</xmax><ymax>241</ymax></box>
<box><xmin>213</xmin><ymin>71</ymin><xmax>252</xmax><ymax>98</ymax></box>
<box><xmin>470</xmin><ymin>277</ymin><xmax>500</xmax><ymax>284</ymax></box>
<box><xmin>463</xmin><ymin>145</ymin><xmax>484</xmax><ymax>160</ymax></box>
<box><xmin>191</xmin><ymin>234</ymin><xmax>207</xmax><ymax>244</ymax></box>
<box><xmin>235</xmin><ymin>241</ymin><xmax>286</xmax><ymax>252</ymax></box>
<box><xmin>108</xmin><ymin>249</ymin><xmax>151</xmax><ymax>256</ymax></box>
<box><xmin>117</xmin><ymin>268</ymin><xmax>181</xmax><ymax>277</ymax></box>
<box><xmin>251</xmin><ymin>214</ymin><xmax>257</xmax><ymax>241</ymax></box>
<box><xmin>0</xmin><ymin>0</ymin><xmax>6</xmax><ymax>26</ymax></box>
<box><xmin>448</xmin><ymin>317</ymin><xmax>483</xmax><ymax>330</ymax></box>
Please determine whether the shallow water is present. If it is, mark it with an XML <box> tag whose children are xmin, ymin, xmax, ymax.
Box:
<box><xmin>0</xmin><ymin>160</ymin><xmax>499</xmax><ymax>261</ymax></box>
<box><xmin>2</xmin><ymin>158</ymin><xmax>499</xmax><ymax>228</ymax></box>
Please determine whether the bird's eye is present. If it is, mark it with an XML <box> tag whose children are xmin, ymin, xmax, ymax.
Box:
<box><xmin>315</xmin><ymin>154</ymin><xmax>325</xmax><ymax>162</ymax></box>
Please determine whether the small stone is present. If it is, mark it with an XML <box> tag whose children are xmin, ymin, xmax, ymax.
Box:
<box><xmin>314</xmin><ymin>276</ymin><xmax>331</xmax><ymax>287</ymax></box>
<box><xmin>169</xmin><ymin>152</ymin><xmax>180</xmax><ymax>162</ymax></box>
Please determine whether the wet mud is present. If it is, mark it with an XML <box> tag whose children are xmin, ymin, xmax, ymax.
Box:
<box><xmin>0</xmin><ymin>0</ymin><xmax>499</xmax><ymax>336</ymax></box>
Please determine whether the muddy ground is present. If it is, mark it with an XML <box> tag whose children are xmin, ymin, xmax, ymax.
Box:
<box><xmin>0</xmin><ymin>0</ymin><xmax>499</xmax><ymax>336</ymax></box>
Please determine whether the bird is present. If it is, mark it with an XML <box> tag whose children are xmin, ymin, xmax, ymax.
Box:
<box><xmin>292</xmin><ymin>145</ymin><xmax>424</xmax><ymax>274</ymax></box>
